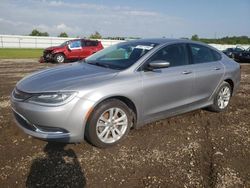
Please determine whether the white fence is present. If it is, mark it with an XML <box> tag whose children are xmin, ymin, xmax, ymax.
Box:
<box><xmin>0</xmin><ymin>34</ymin><xmax>249</xmax><ymax>51</ymax></box>
<box><xmin>0</xmin><ymin>34</ymin><xmax>123</xmax><ymax>49</ymax></box>
<box><xmin>209</xmin><ymin>43</ymin><xmax>249</xmax><ymax>51</ymax></box>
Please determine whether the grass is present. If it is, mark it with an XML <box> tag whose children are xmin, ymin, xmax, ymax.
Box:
<box><xmin>0</xmin><ymin>48</ymin><xmax>43</xmax><ymax>59</ymax></box>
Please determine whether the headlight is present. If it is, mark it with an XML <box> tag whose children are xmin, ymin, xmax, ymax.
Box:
<box><xmin>27</xmin><ymin>92</ymin><xmax>77</xmax><ymax>106</ymax></box>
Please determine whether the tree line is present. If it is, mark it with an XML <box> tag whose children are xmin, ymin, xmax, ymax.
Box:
<box><xmin>29</xmin><ymin>29</ymin><xmax>68</xmax><ymax>37</ymax></box>
<box><xmin>191</xmin><ymin>34</ymin><xmax>250</xmax><ymax>45</ymax></box>
<box><xmin>28</xmin><ymin>29</ymin><xmax>250</xmax><ymax>44</ymax></box>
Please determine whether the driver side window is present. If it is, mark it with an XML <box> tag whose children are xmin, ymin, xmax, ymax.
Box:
<box><xmin>69</xmin><ymin>40</ymin><xmax>81</xmax><ymax>49</ymax></box>
<box><xmin>148</xmin><ymin>44</ymin><xmax>189</xmax><ymax>67</ymax></box>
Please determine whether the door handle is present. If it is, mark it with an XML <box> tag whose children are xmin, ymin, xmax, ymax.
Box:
<box><xmin>213</xmin><ymin>67</ymin><xmax>221</xmax><ymax>70</ymax></box>
<box><xmin>182</xmin><ymin>70</ymin><xmax>192</xmax><ymax>75</ymax></box>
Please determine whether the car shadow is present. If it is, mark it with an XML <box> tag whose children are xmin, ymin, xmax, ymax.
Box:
<box><xmin>26</xmin><ymin>142</ymin><xmax>86</xmax><ymax>188</ymax></box>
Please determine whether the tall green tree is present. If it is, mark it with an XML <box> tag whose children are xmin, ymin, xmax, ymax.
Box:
<box><xmin>89</xmin><ymin>31</ymin><xmax>102</xmax><ymax>39</ymax></box>
<box><xmin>58</xmin><ymin>32</ymin><xmax>68</xmax><ymax>37</ymax></box>
<box><xmin>191</xmin><ymin>34</ymin><xmax>199</xmax><ymax>41</ymax></box>
<box><xmin>29</xmin><ymin>29</ymin><xmax>49</xmax><ymax>36</ymax></box>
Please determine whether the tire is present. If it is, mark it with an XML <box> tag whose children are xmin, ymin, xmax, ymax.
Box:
<box><xmin>54</xmin><ymin>53</ymin><xmax>65</xmax><ymax>63</ymax></box>
<box><xmin>85</xmin><ymin>99</ymin><xmax>132</xmax><ymax>148</ymax></box>
<box><xmin>208</xmin><ymin>81</ymin><xmax>232</xmax><ymax>112</ymax></box>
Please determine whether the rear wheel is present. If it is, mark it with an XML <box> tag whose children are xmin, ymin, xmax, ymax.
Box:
<box><xmin>85</xmin><ymin>99</ymin><xmax>131</xmax><ymax>148</ymax></box>
<box><xmin>54</xmin><ymin>53</ymin><xmax>65</xmax><ymax>63</ymax></box>
<box><xmin>208</xmin><ymin>82</ymin><xmax>232</xmax><ymax>112</ymax></box>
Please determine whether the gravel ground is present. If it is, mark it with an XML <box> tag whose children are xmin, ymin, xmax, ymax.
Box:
<box><xmin>0</xmin><ymin>59</ymin><xmax>249</xmax><ymax>188</ymax></box>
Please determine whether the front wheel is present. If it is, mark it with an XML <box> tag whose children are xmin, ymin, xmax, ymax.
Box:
<box><xmin>208</xmin><ymin>82</ymin><xmax>232</xmax><ymax>112</ymax></box>
<box><xmin>54</xmin><ymin>53</ymin><xmax>65</xmax><ymax>63</ymax></box>
<box><xmin>85</xmin><ymin>99</ymin><xmax>131</xmax><ymax>148</ymax></box>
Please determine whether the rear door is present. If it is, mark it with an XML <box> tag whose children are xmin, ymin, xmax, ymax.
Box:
<box><xmin>188</xmin><ymin>43</ymin><xmax>224</xmax><ymax>103</ymax></box>
<box><xmin>80</xmin><ymin>40</ymin><xmax>99</xmax><ymax>58</ymax></box>
<box><xmin>141</xmin><ymin>43</ymin><xmax>195</xmax><ymax>122</ymax></box>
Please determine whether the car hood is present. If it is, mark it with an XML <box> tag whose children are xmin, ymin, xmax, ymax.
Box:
<box><xmin>16</xmin><ymin>62</ymin><xmax>119</xmax><ymax>93</ymax></box>
<box><xmin>45</xmin><ymin>46</ymin><xmax>62</xmax><ymax>51</ymax></box>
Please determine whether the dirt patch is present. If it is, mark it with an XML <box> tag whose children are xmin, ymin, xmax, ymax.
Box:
<box><xmin>0</xmin><ymin>59</ymin><xmax>249</xmax><ymax>187</ymax></box>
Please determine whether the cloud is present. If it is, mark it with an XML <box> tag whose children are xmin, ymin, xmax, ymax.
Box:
<box><xmin>122</xmin><ymin>10</ymin><xmax>159</xmax><ymax>16</ymax></box>
<box><xmin>0</xmin><ymin>0</ymin><xmax>186</xmax><ymax>37</ymax></box>
<box><xmin>47</xmin><ymin>0</ymin><xmax>106</xmax><ymax>10</ymax></box>
<box><xmin>34</xmin><ymin>23</ymin><xmax>80</xmax><ymax>35</ymax></box>
<box><xmin>0</xmin><ymin>18</ymin><xmax>29</xmax><ymax>27</ymax></box>
<box><xmin>56</xmin><ymin>23</ymin><xmax>68</xmax><ymax>30</ymax></box>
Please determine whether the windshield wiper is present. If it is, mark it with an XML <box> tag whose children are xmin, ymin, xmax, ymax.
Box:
<box><xmin>86</xmin><ymin>61</ymin><xmax>122</xmax><ymax>70</ymax></box>
<box><xmin>88</xmin><ymin>62</ymin><xmax>110</xmax><ymax>69</ymax></box>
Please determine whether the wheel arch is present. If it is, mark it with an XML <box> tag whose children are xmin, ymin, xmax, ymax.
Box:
<box><xmin>87</xmin><ymin>95</ymin><xmax>138</xmax><ymax>128</ymax></box>
<box><xmin>53</xmin><ymin>52</ymin><xmax>66</xmax><ymax>57</ymax></box>
<box><xmin>224</xmin><ymin>78</ymin><xmax>234</xmax><ymax>93</ymax></box>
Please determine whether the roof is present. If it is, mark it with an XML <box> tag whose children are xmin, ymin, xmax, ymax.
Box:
<box><xmin>125</xmin><ymin>38</ymin><xmax>194</xmax><ymax>45</ymax></box>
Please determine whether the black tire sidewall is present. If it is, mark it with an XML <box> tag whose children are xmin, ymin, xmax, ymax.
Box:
<box><xmin>85</xmin><ymin>99</ymin><xmax>132</xmax><ymax>148</ymax></box>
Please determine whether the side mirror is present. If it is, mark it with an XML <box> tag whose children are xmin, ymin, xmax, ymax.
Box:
<box><xmin>67</xmin><ymin>44</ymin><xmax>72</xmax><ymax>51</ymax></box>
<box><xmin>147</xmin><ymin>60</ymin><xmax>170</xmax><ymax>70</ymax></box>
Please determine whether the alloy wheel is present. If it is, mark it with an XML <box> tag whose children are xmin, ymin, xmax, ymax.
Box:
<box><xmin>217</xmin><ymin>86</ymin><xmax>231</xmax><ymax>109</ymax></box>
<box><xmin>96</xmin><ymin>107</ymin><xmax>128</xmax><ymax>144</ymax></box>
<box><xmin>56</xmin><ymin>55</ymin><xmax>64</xmax><ymax>63</ymax></box>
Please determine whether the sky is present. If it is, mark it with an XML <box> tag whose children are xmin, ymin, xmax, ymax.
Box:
<box><xmin>0</xmin><ymin>0</ymin><xmax>249</xmax><ymax>38</ymax></box>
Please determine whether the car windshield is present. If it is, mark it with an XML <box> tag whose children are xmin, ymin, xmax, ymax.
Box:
<box><xmin>85</xmin><ymin>41</ymin><xmax>158</xmax><ymax>70</ymax></box>
<box><xmin>60</xmin><ymin>41</ymin><xmax>69</xmax><ymax>47</ymax></box>
<box><xmin>234</xmin><ymin>47</ymin><xmax>244</xmax><ymax>52</ymax></box>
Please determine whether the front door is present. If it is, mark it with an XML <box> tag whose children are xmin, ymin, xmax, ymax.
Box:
<box><xmin>68</xmin><ymin>40</ymin><xmax>82</xmax><ymax>59</ymax></box>
<box><xmin>141</xmin><ymin>43</ymin><xmax>195</xmax><ymax>122</ymax></box>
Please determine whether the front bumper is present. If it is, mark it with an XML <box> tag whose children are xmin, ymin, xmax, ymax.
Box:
<box><xmin>11</xmin><ymin>95</ymin><xmax>95</xmax><ymax>143</ymax></box>
<box><xmin>41</xmin><ymin>51</ymin><xmax>54</xmax><ymax>63</ymax></box>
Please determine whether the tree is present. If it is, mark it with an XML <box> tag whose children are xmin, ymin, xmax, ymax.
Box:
<box><xmin>58</xmin><ymin>32</ymin><xmax>68</xmax><ymax>38</ymax></box>
<box><xmin>41</xmin><ymin>32</ymin><xmax>49</xmax><ymax>37</ymax></box>
<box><xmin>89</xmin><ymin>31</ymin><xmax>102</xmax><ymax>39</ymax></box>
<box><xmin>29</xmin><ymin>29</ymin><xmax>49</xmax><ymax>36</ymax></box>
<box><xmin>29</xmin><ymin>29</ymin><xmax>41</xmax><ymax>36</ymax></box>
<box><xmin>191</xmin><ymin>34</ymin><xmax>199</xmax><ymax>41</ymax></box>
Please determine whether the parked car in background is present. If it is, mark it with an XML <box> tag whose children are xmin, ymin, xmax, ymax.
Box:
<box><xmin>222</xmin><ymin>46</ymin><xmax>245</xmax><ymax>58</ymax></box>
<box><xmin>12</xmin><ymin>39</ymin><xmax>240</xmax><ymax>148</ymax></box>
<box><xmin>40</xmin><ymin>39</ymin><xmax>103</xmax><ymax>63</ymax></box>
<box><xmin>234</xmin><ymin>47</ymin><xmax>250</xmax><ymax>63</ymax></box>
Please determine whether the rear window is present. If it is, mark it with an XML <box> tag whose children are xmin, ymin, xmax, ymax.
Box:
<box><xmin>189</xmin><ymin>44</ymin><xmax>218</xmax><ymax>64</ymax></box>
<box><xmin>235</xmin><ymin>47</ymin><xmax>244</xmax><ymax>52</ymax></box>
<box><xmin>212</xmin><ymin>50</ymin><xmax>222</xmax><ymax>61</ymax></box>
<box><xmin>85</xmin><ymin>41</ymin><xmax>98</xmax><ymax>46</ymax></box>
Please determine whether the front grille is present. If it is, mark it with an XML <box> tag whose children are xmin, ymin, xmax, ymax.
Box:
<box><xmin>43</xmin><ymin>50</ymin><xmax>53</xmax><ymax>59</ymax></box>
<box><xmin>12</xmin><ymin>88</ymin><xmax>32</xmax><ymax>101</ymax></box>
<box><xmin>13</xmin><ymin>111</ymin><xmax>36</xmax><ymax>131</ymax></box>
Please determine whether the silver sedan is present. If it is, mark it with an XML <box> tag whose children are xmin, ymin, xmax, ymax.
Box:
<box><xmin>11</xmin><ymin>39</ymin><xmax>240</xmax><ymax>148</ymax></box>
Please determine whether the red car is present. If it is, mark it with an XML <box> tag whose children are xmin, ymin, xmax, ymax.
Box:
<box><xmin>40</xmin><ymin>39</ymin><xmax>103</xmax><ymax>63</ymax></box>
